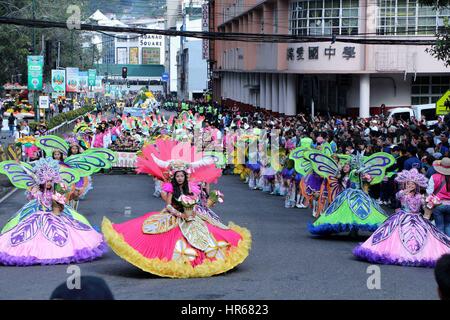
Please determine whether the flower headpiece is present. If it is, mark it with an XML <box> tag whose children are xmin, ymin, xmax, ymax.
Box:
<box><xmin>64</xmin><ymin>133</ymin><xmax>79</xmax><ymax>146</ymax></box>
<box><xmin>33</xmin><ymin>157</ymin><xmax>62</xmax><ymax>185</ymax></box>
<box><xmin>395</xmin><ymin>168</ymin><xmax>428</xmax><ymax>188</ymax></box>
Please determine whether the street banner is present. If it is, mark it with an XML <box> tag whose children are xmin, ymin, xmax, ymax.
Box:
<box><xmin>123</xmin><ymin>107</ymin><xmax>152</xmax><ymax>117</ymax></box>
<box><xmin>112</xmin><ymin>152</ymin><xmax>138</xmax><ymax>168</ymax></box>
<box><xmin>78</xmin><ymin>71</ymin><xmax>88</xmax><ymax>93</ymax></box>
<box><xmin>88</xmin><ymin>69</ymin><xmax>96</xmax><ymax>86</ymax></box>
<box><xmin>51</xmin><ymin>69</ymin><xmax>65</xmax><ymax>97</ymax></box>
<box><xmin>39</xmin><ymin>95</ymin><xmax>50</xmax><ymax>109</ymax></box>
<box><xmin>94</xmin><ymin>76</ymin><xmax>104</xmax><ymax>93</ymax></box>
<box><xmin>27</xmin><ymin>55</ymin><xmax>44</xmax><ymax>90</ymax></box>
<box><xmin>202</xmin><ymin>4</ymin><xmax>209</xmax><ymax>60</ymax></box>
<box><xmin>66</xmin><ymin>67</ymin><xmax>79</xmax><ymax>92</ymax></box>
<box><xmin>436</xmin><ymin>90</ymin><xmax>450</xmax><ymax>115</ymax></box>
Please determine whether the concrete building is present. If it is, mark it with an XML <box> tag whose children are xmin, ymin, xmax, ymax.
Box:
<box><xmin>166</xmin><ymin>0</ymin><xmax>208</xmax><ymax>99</ymax></box>
<box><xmin>209</xmin><ymin>0</ymin><xmax>450</xmax><ymax>117</ymax></box>
<box><xmin>87</xmin><ymin>10</ymin><xmax>166</xmax><ymax>93</ymax></box>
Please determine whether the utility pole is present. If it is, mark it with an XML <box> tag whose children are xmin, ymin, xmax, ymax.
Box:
<box><xmin>71</xmin><ymin>31</ymin><xmax>74</xmax><ymax>66</ymax></box>
<box><xmin>56</xmin><ymin>41</ymin><xmax>60</xmax><ymax>68</ymax></box>
<box><xmin>32</xmin><ymin>0</ymin><xmax>40</xmax><ymax>123</ymax></box>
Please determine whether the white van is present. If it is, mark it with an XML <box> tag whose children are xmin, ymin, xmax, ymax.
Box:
<box><xmin>386</xmin><ymin>104</ymin><xmax>438</xmax><ymax>126</ymax></box>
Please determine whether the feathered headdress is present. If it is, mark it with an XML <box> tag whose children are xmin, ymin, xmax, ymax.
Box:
<box><xmin>33</xmin><ymin>157</ymin><xmax>62</xmax><ymax>184</ymax></box>
<box><xmin>136</xmin><ymin>139</ymin><xmax>222</xmax><ymax>183</ymax></box>
<box><xmin>395</xmin><ymin>168</ymin><xmax>428</xmax><ymax>188</ymax></box>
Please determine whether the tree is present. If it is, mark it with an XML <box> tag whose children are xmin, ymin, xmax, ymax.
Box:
<box><xmin>0</xmin><ymin>0</ymin><xmax>98</xmax><ymax>84</ymax></box>
<box><xmin>419</xmin><ymin>0</ymin><xmax>450</xmax><ymax>66</ymax></box>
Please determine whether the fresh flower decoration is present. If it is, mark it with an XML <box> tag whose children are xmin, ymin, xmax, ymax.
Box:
<box><xmin>178</xmin><ymin>194</ymin><xmax>198</xmax><ymax>208</ymax></box>
<box><xmin>425</xmin><ymin>194</ymin><xmax>441</xmax><ymax>209</ymax></box>
<box><xmin>207</xmin><ymin>190</ymin><xmax>224</xmax><ymax>208</ymax></box>
<box><xmin>362</xmin><ymin>173</ymin><xmax>372</xmax><ymax>182</ymax></box>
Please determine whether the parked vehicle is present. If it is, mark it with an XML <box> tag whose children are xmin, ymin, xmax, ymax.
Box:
<box><xmin>386</xmin><ymin>104</ymin><xmax>438</xmax><ymax>126</ymax></box>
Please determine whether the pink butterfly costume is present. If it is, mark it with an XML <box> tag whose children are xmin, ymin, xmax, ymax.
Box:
<box><xmin>0</xmin><ymin>158</ymin><xmax>106</xmax><ymax>266</ymax></box>
<box><xmin>353</xmin><ymin>169</ymin><xmax>450</xmax><ymax>267</ymax></box>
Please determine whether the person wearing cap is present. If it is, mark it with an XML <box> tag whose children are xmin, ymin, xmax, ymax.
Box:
<box><xmin>426</xmin><ymin>157</ymin><xmax>450</xmax><ymax>236</ymax></box>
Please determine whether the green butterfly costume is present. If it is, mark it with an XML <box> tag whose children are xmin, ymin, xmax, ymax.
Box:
<box><xmin>306</xmin><ymin>152</ymin><xmax>396</xmax><ymax>235</ymax></box>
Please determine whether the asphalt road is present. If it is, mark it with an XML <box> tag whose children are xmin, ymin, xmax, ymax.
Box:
<box><xmin>0</xmin><ymin>173</ymin><xmax>439</xmax><ymax>300</ymax></box>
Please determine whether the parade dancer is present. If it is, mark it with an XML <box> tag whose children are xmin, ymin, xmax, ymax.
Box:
<box><xmin>353</xmin><ymin>169</ymin><xmax>450</xmax><ymax>267</ymax></box>
<box><xmin>307</xmin><ymin>152</ymin><xmax>395</xmax><ymax>235</ymax></box>
<box><xmin>36</xmin><ymin>134</ymin><xmax>117</xmax><ymax>208</ymax></box>
<box><xmin>102</xmin><ymin>139</ymin><xmax>251</xmax><ymax>278</ymax></box>
<box><xmin>0</xmin><ymin>158</ymin><xmax>107</xmax><ymax>265</ymax></box>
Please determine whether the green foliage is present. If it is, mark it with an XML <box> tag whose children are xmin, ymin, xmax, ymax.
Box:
<box><xmin>419</xmin><ymin>0</ymin><xmax>450</xmax><ymax>66</ymax></box>
<box><xmin>29</xmin><ymin>105</ymin><xmax>94</xmax><ymax>131</ymax></box>
<box><xmin>0</xmin><ymin>0</ymin><xmax>97</xmax><ymax>84</ymax></box>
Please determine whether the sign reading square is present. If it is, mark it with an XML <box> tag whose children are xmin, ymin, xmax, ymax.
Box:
<box><xmin>142</xmin><ymin>47</ymin><xmax>160</xmax><ymax>64</ymax></box>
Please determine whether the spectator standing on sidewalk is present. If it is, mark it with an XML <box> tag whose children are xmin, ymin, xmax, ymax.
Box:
<box><xmin>8</xmin><ymin>113</ymin><xmax>16</xmax><ymax>137</ymax></box>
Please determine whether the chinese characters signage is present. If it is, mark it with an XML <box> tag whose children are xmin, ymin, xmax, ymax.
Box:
<box><xmin>202</xmin><ymin>3</ymin><xmax>209</xmax><ymax>60</ymax></box>
<box><xmin>287</xmin><ymin>46</ymin><xmax>356</xmax><ymax>61</ymax></box>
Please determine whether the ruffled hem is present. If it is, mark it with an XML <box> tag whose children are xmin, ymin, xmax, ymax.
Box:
<box><xmin>308</xmin><ymin>222</ymin><xmax>380</xmax><ymax>235</ymax></box>
<box><xmin>0</xmin><ymin>241</ymin><xmax>108</xmax><ymax>266</ymax></box>
<box><xmin>352</xmin><ymin>245</ymin><xmax>437</xmax><ymax>268</ymax></box>
<box><xmin>102</xmin><ymin>217</ymin><xmax>252</xmax><ymax>278</ymax></box>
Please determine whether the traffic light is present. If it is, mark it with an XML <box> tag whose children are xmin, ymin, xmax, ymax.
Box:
<box><xmin>122</xmin><ymin>67</ymin><xmax>128</xmax><ymax>79</ymax></box>
<box><xmin>127</xmin><ymin>81</ymin><xmax>130</xmax><ymax>88</ymax></box>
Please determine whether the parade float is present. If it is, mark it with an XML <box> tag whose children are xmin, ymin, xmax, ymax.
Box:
<box><xmin>123</xmin><ymin>88</ymin><xmax>159</xmax><ymax>117</ymax></box>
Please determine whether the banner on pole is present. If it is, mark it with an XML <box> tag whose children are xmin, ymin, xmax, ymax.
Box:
<box><xmin>78</xmin><ymin>71</ymin><xmax>88</xmax><ymax>93</ymax></box>
<box><xmin>51</xmin><ymin>69</ymin><xmax>65</xmax><ymax>97</ymax></box>
<box><xmin>27</xmin><ymin>56</ymin><xmax>44</xmax><ymax>90</ymax></box>
<box><xmin>39</xmin><ymin>95</ymin><xmax>50</xmax><ymax>109</ymax></box>
<box><xmin>88</xmin><ymin>69</ymin><xmax>97</xmax><ymax>86</ymax></box>
<box><xmin>66</xmin><ymin>67</ymin><xmax>79</xmax><ymax>92</ymax></box>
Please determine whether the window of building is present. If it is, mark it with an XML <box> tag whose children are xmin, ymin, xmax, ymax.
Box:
<box><xmin>289</xmin><ymin>0</ymin><xmax>359</xmax><ymax>36</ymax></box>
<box><xmin>411</xmin><ymin>75</ymin><xmax>450</xmax><ymax>105</ymax></box>
<box><xmin>377</xmin><ymin>0</ymin><xmax>450</xmax><ymax>35</ymax></box>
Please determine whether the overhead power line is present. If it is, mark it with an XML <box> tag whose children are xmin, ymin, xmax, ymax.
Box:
<box><xmin>0</xmin><ymin>16</ymin><xmax>439</xmax><ymax>45</ymax></box>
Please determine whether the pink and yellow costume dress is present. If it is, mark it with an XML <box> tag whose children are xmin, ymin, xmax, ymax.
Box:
<box><xmin>102</xmin><ymin>139</ymin><xmax>251</xmax><ymax>278</ymax></box>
